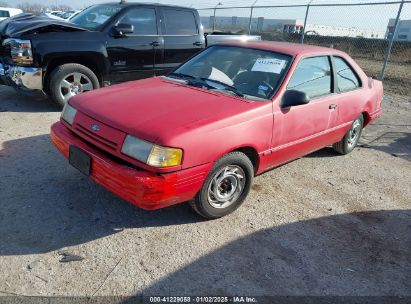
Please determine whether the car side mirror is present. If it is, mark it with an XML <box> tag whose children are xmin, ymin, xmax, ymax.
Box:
<box><xmin>113</xmin><ymin>23</ymin><xmax>134</xmax><ymax>36</ymax></box>
<box><xmin>281</xmin><ymin>90</ymin><xmax>310</xmax><ymax>108</ymax></box>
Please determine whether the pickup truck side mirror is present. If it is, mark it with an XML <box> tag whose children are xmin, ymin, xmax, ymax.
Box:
<box><xmin>281</xmin><ymin>90</ymin><xmax>310</xmax><ymax>108</ymax></box>
<box><xmin>113</xmin><ymin>23</ymin><xmax>134</xmax><ymax>36</ymax></box>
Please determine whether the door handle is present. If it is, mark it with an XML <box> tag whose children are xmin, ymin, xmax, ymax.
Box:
<box><xmin>150</xmin><ymin>41</ymin><xmax>160</xmax><ymax>47</ymax></box>
<box><xmin>193</xmin><ymin>41</ymin><xmax>203</xmax><ymax>46</ymax></box>
<box><xmin>329</xmin><ymin>104</ymin><xmax>337</xmax><ymax>109</ymax></box>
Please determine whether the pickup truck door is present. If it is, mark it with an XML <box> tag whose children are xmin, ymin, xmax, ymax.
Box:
<box><xmin>269</xmin><ymin>56</ymin><xmax>339</xmax><ymax>168</ymax></box>
<box><xmin>105</xmin><ymin>6</ymin><xmax>164</xmax><ymax>83</ymax></box>
<box><xmin>157</xmin><ymin>7</ymin><xmax>205</xmax><ymax>75</ymax></box>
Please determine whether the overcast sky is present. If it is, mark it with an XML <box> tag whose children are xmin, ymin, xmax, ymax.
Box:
<box><xmin>5</xmin><ymin>0</ymin><xmax>410</xmax><ymax>10</ymax></box>
<box><xmin>4</xmin><ymin>0</ymin><xmax>411</xmax><ymax>32</ymax></box>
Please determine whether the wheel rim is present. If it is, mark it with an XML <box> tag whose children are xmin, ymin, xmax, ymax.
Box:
<box><xmin>207</xmin><ymin>165</ymin><xmax>246</xmax><ymax>209</ymax></box>
<box><xmin>347</xmin><ymin>119</ymin><xmax>361</xmax><ymax>148</ymax></box>
<box><xmin>58</xmin><ymin>72</ymin><xmax>93</xmax><ymax>103</ymax></box>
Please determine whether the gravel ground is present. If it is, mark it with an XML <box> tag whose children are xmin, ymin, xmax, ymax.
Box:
<box><xmin>0</xmin><ymin>85</ymin><xmax>410</xmax><ymax>298</ymax></box>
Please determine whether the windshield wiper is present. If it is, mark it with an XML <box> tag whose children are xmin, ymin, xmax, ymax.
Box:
<box><xmin>169</xmin><ymin>73</ymin><xmax>245</xmax><ymax>98</ymax></box>
<box><xmin>168</xmin><ymin>73</ymin><xmax>215</xmax><ymax>90</ymax></box>
<box><xmin>168</xmin><ymin>72</ymin><xmax>197</xmax><ymax>80</ymax></box>
<box><xmin>199</xmin><ymin>78</ymin><xmax>244</xmax><ymax>98</ymax></box>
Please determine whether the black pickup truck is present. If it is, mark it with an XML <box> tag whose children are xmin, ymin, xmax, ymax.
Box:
<box><xmin>0</xmin><ymin>2</ymin><xmax>260</xmax><ymax>107</ymax></box>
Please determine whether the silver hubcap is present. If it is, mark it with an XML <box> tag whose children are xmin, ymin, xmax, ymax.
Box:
<box><xmin>59</xmin><ymin>72</ymin><xmax>93</xmax><ymax>103</ymax></box>
<box><xmin>347</xmin><ymin>119</ymin><xmax>361</xmax><ymax>148</ymax></box>
<box><xmin>207</xmin><ymin>165</ymin><xmax>246</xmax><ymax>209</ymax></box>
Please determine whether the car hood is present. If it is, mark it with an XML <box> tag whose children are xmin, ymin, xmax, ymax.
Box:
<box><xmin>0</xmin><ymin>13</ymin><xmax>87</xmax><ymax>38</ymax></box>
<box><xmin>70</xmin><ymin>77</ymin><xmax>260</xmax><ymax>145</ymax></box>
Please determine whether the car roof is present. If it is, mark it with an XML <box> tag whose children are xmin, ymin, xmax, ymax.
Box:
<box><xmin>0</xmin><ymin>7</ymin><xmax>23</xmax><ymax>11</ymax></box>
<box><xmin>218</xmin><ymin>40</ymin><xmax>346</xmax><ymax>57</ymax></box>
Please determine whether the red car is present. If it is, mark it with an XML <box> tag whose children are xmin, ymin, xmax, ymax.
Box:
<box><xmin>51</xmin><ymin>41</ymin><xmax>383</xmax><ymax>219</ymax></box>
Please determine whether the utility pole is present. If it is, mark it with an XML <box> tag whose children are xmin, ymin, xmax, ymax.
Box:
<box><xmin>301</xmin><ymin>0</ymin><xmax>314</xmax><ymax>44</ymax></box>
<box><xmin>248</xmin><ymin>0</ymin><xmax>258</xmax><ymax>35</ymax></box>
<box><xmin>212</xmin><ymin>2</ymin><xmax>222</xmax><ymax>32</ymax></box>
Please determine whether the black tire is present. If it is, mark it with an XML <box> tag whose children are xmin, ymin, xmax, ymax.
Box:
<box><xmin>190</xmin><ymin>152</ymin><xmax>254</xmax><ymax>219</ymax></box>
<box><xmin>333</xmin><ymin>115</ymin><xmax>364</xmax><ymax>155</ymax></box>
<box><xmin>48</xmin><ymin>63</ymin><xmax>100</xmax><ymax>108</ymax></box>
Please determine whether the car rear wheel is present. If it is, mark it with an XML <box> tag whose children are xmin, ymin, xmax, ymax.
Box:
<box><xmin>190</xmin><ymin>152</ymin><xmax>254</xmax><ymax>219</ymax></box>
<box><xmin>333</xmin><ymin>115</ymin><xmax>364</xmax><ymax>155</ymax></box>
<box><xmin>49</xmin><ymin>63</ymin><xmax>100</xmax><ymax>108</ymax></box>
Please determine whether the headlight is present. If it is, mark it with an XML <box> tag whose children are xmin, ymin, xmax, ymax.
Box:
<box><xmin>3</xmin><ymin>39</ymin><xmax>33</xmax><ymax>65</ymax></box>
<box><xmin>147</xmin><ymin>145</ymin><xmax>183</xmax><ymax>167</ymax></box>
<box><xmin>61</xmin><ymin>103</ymin><xmax>77</xmax><ymax>125</ymax></box>
<box><xmin>121</xmin><ymin>135</ymin><xmax>183</xmax><ymax>168</ymax></box>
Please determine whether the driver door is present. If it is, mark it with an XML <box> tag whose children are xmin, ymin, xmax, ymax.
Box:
<box><xmin>269</xmin><ymin>55</ymin><xmax>338</xmax><ymax>167</ymax></box>
<box><xmin>106</xmin><ymin>6</ymin><xmax>164</xmax><ymax>83</ymax></box>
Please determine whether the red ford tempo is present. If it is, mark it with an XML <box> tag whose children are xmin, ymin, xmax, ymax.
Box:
<box><xmin>51</xmin><ymin>41</ymin><xmax>383</xmax><ymax>219</ymax></box>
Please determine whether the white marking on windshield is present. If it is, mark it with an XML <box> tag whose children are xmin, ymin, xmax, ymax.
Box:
<box><xmin>252</xmin><ymin>58</ymin><xmax>287</xmax><ymax>74</ymax></box>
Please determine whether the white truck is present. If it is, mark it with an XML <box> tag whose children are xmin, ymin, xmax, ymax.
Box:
<box><xmin>0</xmin><ymin>7</ymin><xmax>23</xmax><ymax>22</ymax></box>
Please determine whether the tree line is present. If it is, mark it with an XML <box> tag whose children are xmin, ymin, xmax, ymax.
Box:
<box><xmin>0</xmin><ymin>1</ymin><xmax>73</xmax><ymax>15</ymax></box>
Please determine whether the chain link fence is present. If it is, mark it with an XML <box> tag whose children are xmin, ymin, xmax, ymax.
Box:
<box><xmin>198</xmin><ymin>0</ymin><xmax>411</xmax><ymax>96</ymax></box>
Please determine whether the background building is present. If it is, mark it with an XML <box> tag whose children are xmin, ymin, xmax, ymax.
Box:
<box><xmin>386</xmin><ymin>19</ymin><xmax>411</xmax><ymax>41</ymax></box>
<box><xmin>202</xmin><ymin>16</ymin><xmax>386</xmax><ymax>39</ymax></box>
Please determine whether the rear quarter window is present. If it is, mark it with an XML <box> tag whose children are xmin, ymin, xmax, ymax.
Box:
<box><xmin>334</xmin><ymin>56</ymin><xmax>361</xmax><ymax>92</ymax></box>
<box><xmin>163</xmin><ymin>9</ymin><xmax>198</xmax><ymax>35</ymax></box>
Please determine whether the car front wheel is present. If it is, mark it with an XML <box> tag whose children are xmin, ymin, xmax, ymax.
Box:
<box><xmin>190</xmin><ymin>152</ymin><xmax>254</xmax><ymax>219</ymax></box>
<box><xmin>49</xmin><ymin>63</ymin><xmax>100</xmax><ymax>108</ymax></box>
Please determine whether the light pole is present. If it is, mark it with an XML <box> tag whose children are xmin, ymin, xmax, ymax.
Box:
<box><xmin>248</xmin><ymin>0</ymin><xmax>258</xmax><ymax>35</ymax></box>
<box><xmin>212</xmin><ymin>2</ymin><xmax>222</xmax><ymax>32</ymax></box>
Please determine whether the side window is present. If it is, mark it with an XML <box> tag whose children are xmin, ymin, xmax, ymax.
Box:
<box><xmin>0</xmin><ymin>10</ymin><xmax>10</xmax><ymax>17</ymax></box>
<box><xmin>163</xmin><ymin>9</ymin><xmax>198</xmax><ymax>35</ymax></box>
<box><xmin>118</xmin><ymin>8</ymin><xmax>157</xmax><ymax>35</ymax></box>
<box><xmin>334</xmin><ymin>56</ymin><xmax>361</xmax><ymax>92</ymax></box>
<box><xmin>287</xmin><ymin>56</ymin><xmax>332</xmax><ymax>99</ymax></box>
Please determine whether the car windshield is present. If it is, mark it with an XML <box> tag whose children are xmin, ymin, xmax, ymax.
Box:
<box><xmin>170</xmin><ymin>45</ymin><xmax>291</xmax><ymax>100</ymax></box>
<box><xmin>70</xmin><ymin>4</ymin><xmax>121</xmax><ymax>30</ymax></box>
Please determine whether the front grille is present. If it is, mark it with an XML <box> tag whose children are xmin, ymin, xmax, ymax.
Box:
<box><xmin>74</xmin><ymin>124</ymin><xmax>118</xmax><ymax>151</ymax></box>
<box><xmin>69</xmin><ymin>127</ymin><xmax>142</xmax><ymax>171</ymax></box>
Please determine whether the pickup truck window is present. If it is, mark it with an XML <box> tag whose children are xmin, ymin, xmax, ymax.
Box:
<box><xmin>118</xmin><ymin>8</ymin><xmax>158</xmax><ymax>35</ymax></box>
<box><xmin>70</xmin><ymin>4</ymin><xmax>122</xmax><ymax>30</ymax></box>
<box><xmin>163</xmin><ymin>9</ymin><xmax>198</xmax><ymax>35</ymax></box>
<box><xmin>171</xmin><ymin>45</ymin><xmax>291</xmax><ymax>99</ymax></box>
<box><xmin>0</xmin><ymin>10</ymin><xmax>10</xmax><ymax>18</ymax></box>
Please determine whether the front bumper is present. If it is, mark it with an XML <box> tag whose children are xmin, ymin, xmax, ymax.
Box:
<box><xmin>51</xmin><ymin>121</ymin><xmax>212</xmax><ymax>210</ymax></box>
<box><xmin>0</xmin><ymin>62</ymin><xmax>42</xmax><ymax>90</ymax></box>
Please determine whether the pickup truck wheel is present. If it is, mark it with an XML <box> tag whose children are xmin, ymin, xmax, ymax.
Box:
<box><xmin>191</xmin><ymin>152</ymin><xmax>254</xmax><ymax>219</ymax></box>
<box><xmin>333</xmin><ymin>115</ymin><xmax>364</xmax><ymax>155</ymax></box>
<box><xmin>49</xmin><ymin>63</ymin><xmax>100</xmax><ymax>108</ymax></box>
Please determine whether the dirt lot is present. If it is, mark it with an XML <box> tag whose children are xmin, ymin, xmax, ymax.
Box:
<box><xmin>355</xmin><ymin>58</ymin><xmax>411</xmax><ymax>97</ymax></box>
<box><xmin>0</xmin><ymin>84</ymin><xmax>410</xmax><ymax>299</ymax></box>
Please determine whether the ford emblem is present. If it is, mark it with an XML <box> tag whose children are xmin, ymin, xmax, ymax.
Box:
<box><xmin>91</xmin><ymin>124</ymin><xmax>100</xmax><ymax>132</ymax></box>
